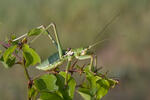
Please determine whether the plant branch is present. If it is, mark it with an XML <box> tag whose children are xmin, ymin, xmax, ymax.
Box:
<box><xmin>23</xmin><ymin>65</ymin><xmax>31</xmax><ymax>81</ymax></box>
<box><xmin>22</xmin><ymin>64</ymin><xmax>32</xmax><ymax>100</ymax></box>
<box><xmin>0</xmin><ymin>41</ymin><xmax>10</xmax><ymax>48</ymax></box>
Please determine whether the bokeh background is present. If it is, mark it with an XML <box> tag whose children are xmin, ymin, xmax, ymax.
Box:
<box><xmin>0</xmin><ymin>0</ymin><xmax>150</xmax><ymax>100</ymax></box>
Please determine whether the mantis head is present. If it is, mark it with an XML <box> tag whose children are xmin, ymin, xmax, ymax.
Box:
<box><xmin>65</xmin><ymin>39</ymin><xmax>106</xmax><ymax>57</ymax></box>
<box><xmin>81</xmin><ymin>39</ymin><xmax>107</xmax><ymax>55</ymax></box>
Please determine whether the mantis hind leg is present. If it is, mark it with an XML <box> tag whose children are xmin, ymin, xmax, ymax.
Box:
<box><xmin>29</xmin><ymin>24</ymin><xmax>57</xmax><ymax>47</ymax></box>
<box><xmin>39</xmin><ymin>23</ymin><xmax>63</xmax><ymax>59</ymax></box>
<box><xmin>29</xmin><ymin>23</ymin><xmax>63</xmax><ymax>59</ymax></box>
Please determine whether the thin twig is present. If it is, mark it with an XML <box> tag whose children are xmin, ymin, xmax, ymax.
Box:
<box><xmin>23</xmin><ymin>65</ymin><xmax>31</xmax><ymax>81</ymax></box>
<box><xmin>0</xmin><ymin>41</ymin><xmax>10</xmax><ymax>48</ymax></box>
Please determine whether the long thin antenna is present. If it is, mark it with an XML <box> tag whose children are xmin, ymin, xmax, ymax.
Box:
<box><xmin>94</xmin><ymin>11</ymin><xmax>121</xmax><ymax>41</ymax></box>
<box><xmin>88</xmin><ymin>39</ymin><xmax>108</xmax><ymax>49</ymax></box>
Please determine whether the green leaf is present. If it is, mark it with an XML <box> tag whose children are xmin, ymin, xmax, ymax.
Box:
<box><xmin>97</xmin><ymin>79</ymin><xmax>110</xmax><ymax>89</ymax></box>
<box><xmin>22</xmin><ymin>44</ymin><xmax>41</xmax><ymax>67</ymax></box>
<box><xmin>28</xmin><ymin>28</ymin><xmax>42</xmax><ymax>36</ymax></box>
<box><xmin>34</xmin><ymin>74</ymin><xmax>58</xmax><ymax>92</ymax></box>
<box><xmin>3</xmin><ymin>45</ymin><xmax>17</xmax><ymax>63</ymax></box>
<box><xmin>0</xmin><ymin>56</ymin><xmax>16</xmax><ymax>68</ymax></box>
<box><xmin>96</xmin><ymin>79</ymin><xmax>110</xmax><ymax>100</ymax></box>
<box><xmin>84</xmin><ymin>68</ymin><xmax>102</xmax><ymax>94</ymax></box>
<box><xmin>22</xmin><ymin>52</ymin><xmax>34</xmax><ymax>67</ymax></box>
<box><xmin>1</xmin><ymin>45</ymin><xmax>17</xmax><ymax>68</ymax></box>
<box><xmin>81</xmin><ymin>67</ymin><xmax>117</xmax><ymax>99</ymax></box>
<box><xmin>28</xmin><ymin>87</ymin><xmax>36</xmax><ymax>99</ymax></box>
<box><xmin>56</xmin><ymin>72</ymin><xmax>76</xmax><ymax>100</ymax></box>
<box><xmin>28</xmin><ymin>27</ymin><xmax>47</xmax><ymax>36</ymax></box>
<box><xmin>68</xmin><ymin>77</ymin><xmax>76</xmax><ymax>99</ymax></box>
<box><xmin>39</xmin><ymin>92</ymin><xmax>63</xmax><ymax>100</ymax></box>
<box><xmin>96</xmin><ymin>86</ymin><xmax>108</xmax><ymax>100</ymax></box>
<box><xmin>11</xmin><ymin>34</ymin><xmax>17</xmax><ymax>40</ymax></box>
<box><xmin>77</xmin><ymin>88</ymin><xmax>92</xmax><ymax>100</ymax></box>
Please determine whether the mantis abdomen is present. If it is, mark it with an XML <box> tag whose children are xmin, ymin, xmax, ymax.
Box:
<box><xmin>36</xmin><ymin>50</ymin><xmax>66</xmax><ymax>70</ymax></box>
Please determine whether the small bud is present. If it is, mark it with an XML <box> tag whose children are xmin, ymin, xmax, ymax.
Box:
<box><xmin>22</xmin><ymin>38</ymin><xmax>27</xmax><ymax>44</ymax></box>
<box><xmin>28</xmin><ymin>80</ymin><xmax>33</xmax><ymax>89</ymax></box>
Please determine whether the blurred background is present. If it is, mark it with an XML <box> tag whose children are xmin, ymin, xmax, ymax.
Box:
<box><xmin>0</xmin><ymin>0</ymin><xmax>150</xmax><ymax>100</ymax></box>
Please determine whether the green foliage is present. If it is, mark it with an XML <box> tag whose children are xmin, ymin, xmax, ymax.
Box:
<box><xmin>77</xmin><ymin>68</ymin><xmax>118</xmax><ymax>100</ymax></box>
<box><xmin>56</xmin><ymin>72</ymin><xmax>76</xmax><ymax>100</ymax></box>
<box><xmin>78</xmin><ymin>88</ymin><xmax>92</xmax><ymax>100</ymax></box>
<box><xmin>0</xmin><ymin>26</ymin><xmax>118</xmax><ymax>100</ymax></box>
<box><xmin>34</xmin><ymin>74</ymin><xmax>58</xmax><ymax>92</ymax></box>
<box><xmin>22</xmin><ymin>44</ymin><xmax>41</xmax><ymax>67</ymax></box>
<box><xmin>28</xmin><ymin>28</ymin><xmax>43</xmax><ymax>36</ymax></box>
<box><xmin>11</xmin><ymin>34</ymin><xmax>17</xmax><ymax>40</ymax></box>
<box><xmin>28</xmin><ymin>27</ymin><xmax>47</xmax><ymax>36</ymax></box>
<box><xmin>34</xmin><ymin>72</ymin><xmax>76</xmax><ymax>100</ymax></box>
<box><xmin>39</xmin><ymin>92</ymin><xmax>63</xmax><ymax>100</ymax></box>
<box><xmin>28</xmin><ymin>87</ymin><xmax>37</xmax><ymax>99</ymax></box>
<box><xmin>0</xmin><ymin>45</ymin><xmax>17</xmax><ymax>68</ymax></box>
<box><xmin>3</xmin><ymin>45</ymin><xmax>17</xmax><ymax>63</ymax></box>
<box><xmin>33</xmin><ymin>68</ymin><xmax>117</xmax><ymax>100</ymax></box>
<box><xmin>0</xmin><ymin>56</ymin><xmax>16</xmax><ymax>68</ymax></box>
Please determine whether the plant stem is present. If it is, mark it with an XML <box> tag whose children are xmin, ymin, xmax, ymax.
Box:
<box><xmin>22</xmin><ymin>64</ymin><xmax>32</xmax><ymax>100</ymax></box>
<box><xmin>65</xmin><ymin>61</ymin><xmax>71</xmax><ymax>85</ymax></box>
<box><xmin>33</xmin><ymin>90</ymin><xmax>38</xmax><ymax>100</ymax></box>
<box><xmin>23</xmin><ymin>65</ymin><xmax>30</xmax><ymax>81</ymax></box>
